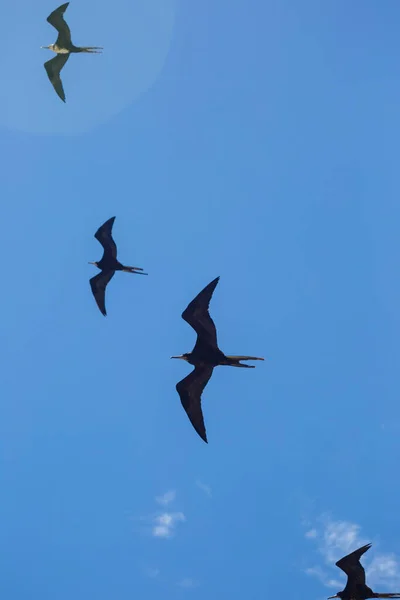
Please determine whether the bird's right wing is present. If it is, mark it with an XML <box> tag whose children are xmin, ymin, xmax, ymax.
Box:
<box><xmin>182</xmin><ymin>277</ymin><xmax>220</xmax><ymax>347</ymax></box>
<box><xmin>176</xmin><ymin>365</ymin><xmax>214</xmax><ymax>443</ymax></box>
<box><xmin>44</xmin><ymin>54</ymin><xmax>69</xmax><ymax>102</ymax></box>
<box><xmin>94</xmin><ymin>217</ymin><xmax>118</xmax><ymax>261</ymax></box>
<box><xmin>336</xmin><ymin>544</ymin><xmax>371</xmax><ymax>586</ymax></box>
<box><xmin>47</xmin><ymin>2</ymin><xmax>72</xmax><ymax>47</ymax></box>
<box><xmin>90</xmin><ymin>270</ymin><xmax>115</xmax><ymax>316</ymax></box>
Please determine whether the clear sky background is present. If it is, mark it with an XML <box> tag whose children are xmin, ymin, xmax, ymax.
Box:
<box><xmin>1</xmin><ymin>0</ymin><xmax>400</xmax><ymax>598</ymax></box>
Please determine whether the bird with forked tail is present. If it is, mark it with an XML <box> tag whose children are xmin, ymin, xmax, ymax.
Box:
<box><xmin>328</xmin><ymin>543</ymin><xmax>400</xmax><ymax>600</ymax></box>
<box><xmin>171</xmin><ymin>276</ymin><xmax>264</xmax><ymax>443</ymax></box>
<box><xmin>89</xmin><ymin>217</ymin><xmax>147</xmax><ymax>316</ymax></box>
<box><xmin>42</xmin><ymin>2</ymin><xmax>103</xmax><ymax>102</ymax></box>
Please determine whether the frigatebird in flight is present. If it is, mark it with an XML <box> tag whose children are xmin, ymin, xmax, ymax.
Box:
<box><xmin>328</xmin><ymin>543</ymin><xmax>400</xmax><ymax>600</ymax></box>
<box><xmin>171</xmin><ymin>277</ymin><xmax>264</xmax><ymax>443</ymax></box>
<box><xmin>42</xmin><ymin>2</ymin><xmax>103</xmax><ymax>102</ymax></box>
<box><xmin>89</xmin><ymin>217</ymin><xmax>147</xmax><ymax>316</ymax></box>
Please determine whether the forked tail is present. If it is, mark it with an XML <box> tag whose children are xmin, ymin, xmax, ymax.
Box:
<box><xmin>123</xmin><ymin>266</ymin><xmax>148</xmax><ymax>275</ymax></box>
<box><xmin>80</xmin><ymin>47</ymin><xmax>103</xmax><ymax>53</ymax></box>
<box><xmin>225</xmin><ymin>355</ymin><xmax>264</xmax><ymax>368</ymax></box>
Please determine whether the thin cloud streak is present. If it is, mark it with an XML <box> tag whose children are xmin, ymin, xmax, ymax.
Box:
<box><xmin>196</xmin><ymin>480</ymin><xmax>212</xmax><ymax>497</ymax></box>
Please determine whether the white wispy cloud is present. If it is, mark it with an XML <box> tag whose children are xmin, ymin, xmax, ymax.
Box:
<box><xmin>196</xmin><ymin>480</ymin><xmax>212</xmax><ymax>498</ymax></box>
<box><xmin>304</xmin><ymin>515</ymin><xmax>400</xmax><ymax>590</ymax></box>
<box><xmin>156</xmin><ymin>490</ymin><xmax>176</xmax><ymax>506</ymax></box>
<box><xmin>152</xmin><ymin>512</ymin><xmax>185</xmax><ymax>538</ymax></box>
<box><xmin>178</xmin><ymin>578</ymin><xmax>198</xmax><ymax>589</ymax></box>
<box><xmin>133</xmin><ymin>492</ymin><xmax>185</xmax><ymax>540</ymax></box>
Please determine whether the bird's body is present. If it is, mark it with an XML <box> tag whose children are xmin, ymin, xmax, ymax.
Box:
<box><xmin>47</xmin><ymin>45</ymin><xmax>70</xmax><ymax>54</ymax></box>
<box><xmin>89</xmin><ymin>217</ymin><xmax>147</xmax><ymax>316</ymax></box>
<box><xmin>42</xmin><ymin>3</ymin><xmax>103</xmax><ymax>102</ymax></box>
<box><xmin>171</xmin><ymin>277</ymin><xmax>264</xmax><ymax>443</ymax></box>
<box><xmin>328</xmin><ymin>544</ymin><xmax>400</xmax><ymax>600</ymax></box>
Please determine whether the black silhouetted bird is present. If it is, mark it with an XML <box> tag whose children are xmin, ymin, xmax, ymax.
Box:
<box><xmin>41</xmin><ymin>2</ymin><xmax>103</xmax><ymax>102</ymax></box>
<box><xmin>171</xmin><ymin>277</ymin><xmax>264</xmax><ymax>443</ymax></box>
<box><xmin>89</xmin><ymin>217</ymin><xmax>147</xmax><ymax>316</ymax></box>
<box><xmin>328</xmin><ymin>544</ymin><xmax>400</xmax><ymax>600</ymax></box>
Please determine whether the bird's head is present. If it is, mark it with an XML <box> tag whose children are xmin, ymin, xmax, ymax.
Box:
<box><xmin>170</xmin><ymin>353</ymin><xmax>190</xmax><ymax>361</ymax></box>
<box><xmin>88</xmin><ymin>261</ymin><xmax>99</xmax><ymax>267</ymax></box>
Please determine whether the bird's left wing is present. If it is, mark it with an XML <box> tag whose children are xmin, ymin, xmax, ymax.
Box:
<box><xmin>90</xmin><ymin>270</ymin><xmax>115</xmax><ymax>316</ymax></box>
<box><xmin>94</xmin><ymin>217</ymin><xmax>118</xmax><ymax>261</ymax></box>
<box><xmin>176</xmin><ymin>365</ymin><xmax>214</xmax><ymax>443</ymax></box>
<box><xmin>336</xmin><ymin>544</ymin><xmax>371</xmax><ymax>586</ymax></box>
<box><xmin>44</xmin><ymin>54</ymin><xmax>69</xmax><ymax>102</ymax></box>
<box><xmin>182</xmin><ymin>277</ymin><xmax>220</xmax><ymax>347</ymax></box>
<box><xmin>47</xmin><ymin>2</ymin><xmax>72</xmax><ymax>47</ymax></box>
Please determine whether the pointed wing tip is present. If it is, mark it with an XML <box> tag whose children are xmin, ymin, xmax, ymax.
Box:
<box><xmin>95</xmin><ymin>216</ymin><xmax>116</xmax><ymax>235</ymax></box>
<box><xmin>95</xmin><ymin>303</ymin><xmax>107</xmax><ymax>316</ymax></box>
<box><xmin>363</xmin><ymin>543</ymin><xmax>372</xmax><ymax>551</ymax></box>
<box><xmin>105</xmin><ymin>216</ymin><xmax>116</xmax><ymax>227</ymax></box>
<box><xmin>210</xmin><ymin>276</ymin><xmax>220</xmax><ymax>289</ymax></box>
<box><xmin>47</xmin><ymin>2</ymin><xmax>69</xmax><ymax>22</ymax></box>
<box><xmin>358</xmin><ymin>543</ymin><xmax>372</xmax><ymax>552</ymax></box>
<box><xmin>336</xmin><ymin>543</ymin><xmax>372</xmax><ymax>568</ymax></box>
<box><xmin>196</xmin><ymin>428</ymin><xmax>208</xmax><ymax>443</ymax></box>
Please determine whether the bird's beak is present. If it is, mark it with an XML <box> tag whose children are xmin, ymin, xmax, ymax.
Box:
<box><xmin>88</xmin><ymin>261</ymin><xmax>96</xmax><ymax>265</ymax></box>
<box><xmin>328</xmin><ymin>595</ymin><xmax>339</xmax><ymax>598</ymax></box>
<box><xmin>170</xmin><ymin>355</ymin><xmax>185</xmax><ymax>360</ymax></box>
<box><xmin>40</xmin><ymin>46</ymin><xmax>50</xmax><ymax>49</ymax></box>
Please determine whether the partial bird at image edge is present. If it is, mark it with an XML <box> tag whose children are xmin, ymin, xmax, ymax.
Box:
<box><xmin>328</xmin><ymin>543</ymin><xmax>400</xmax><ymax>600</ymax></box>
<box><xmin>42</xmin><ymin>2</ymin><xmax>103</xmax><ymax>102</ymax></box>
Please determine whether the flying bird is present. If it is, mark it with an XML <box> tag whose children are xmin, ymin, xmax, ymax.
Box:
<box><xmin>171</xmin><ymin>277</ymin><xmax>264</xmax><ymax>443</ymax></box>
<box><xmin>41</xmin><ymin>2</ymin><xmax>103</xmax><ymax>102</ymax></box>
<box><xmin>89</xmin><ymin>217</ymin><xmax>147</xmax><ymax>316</ymax></box>
<box><xmin>328</xmin><ymin>543</ymin><xmax>400</xmax><ymax>600</ymax></box>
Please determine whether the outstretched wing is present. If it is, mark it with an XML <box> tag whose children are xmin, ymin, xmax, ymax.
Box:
<box><xmin>47</xmin><ymin>2</ymin><xmax>72</xmax><ymax>47</ymax></box>
<box><xmin>44</xmin><ymin>54</ymin><xmax>69</xmax><ymax>102</ymax></box>
<box><xmin>336</xmin><ymin>544</ymin><xmax>371</xmax><ymax>588</ymax></box>
<box><xmin>182</xmin><ymin>277</ymin><xmax>220</xmax><ymax>348</ymax></box>
<box><xmin>94</xmin><ymin>217</ymin><xmax>117</xmax><ymax>261</ymax></box>
<box><xmin>90</xmin><ymin>271</ymin><xmax>115</xmax><ymax>316</ymax></box>
<box><xmin>176</xmin><ymin>365</ymin><xmax>214</xmax><ymax>443</ymax></box>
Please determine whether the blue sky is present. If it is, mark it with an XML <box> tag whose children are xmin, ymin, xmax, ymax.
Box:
<box><xmin>1</xmin><ymin>0</ymin><xmax>400</xmax><ymax>598</ymax></box>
